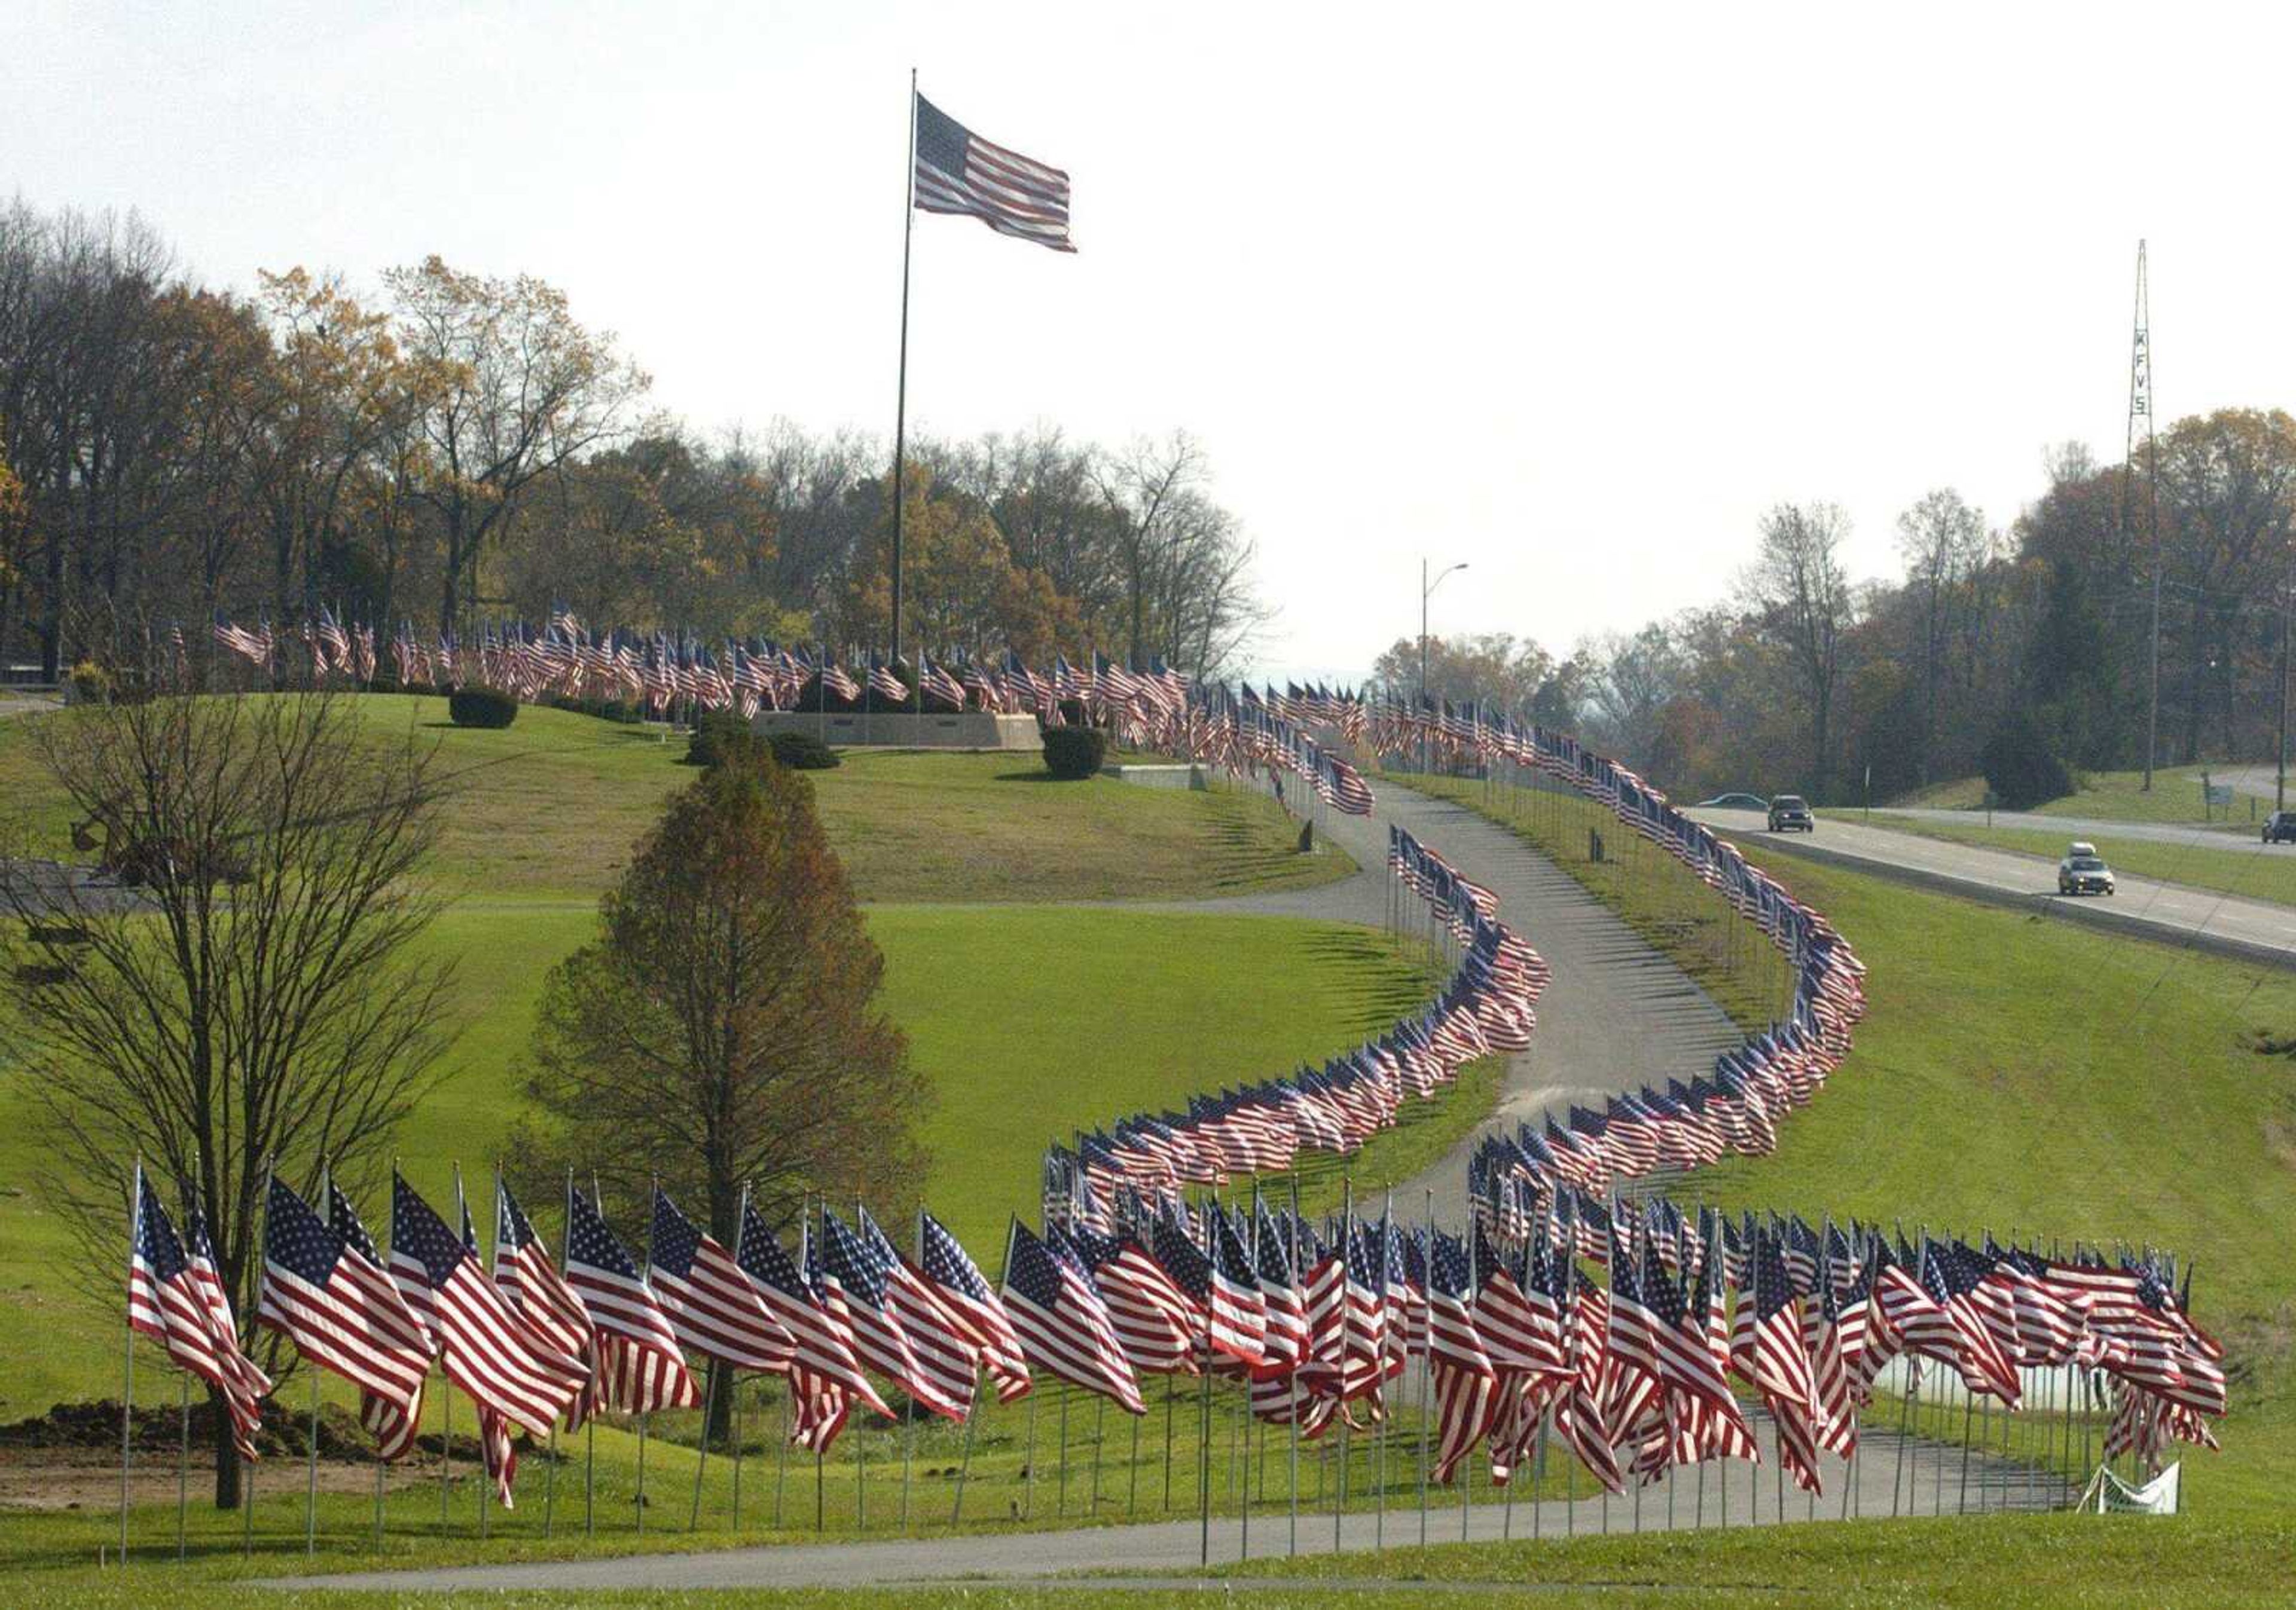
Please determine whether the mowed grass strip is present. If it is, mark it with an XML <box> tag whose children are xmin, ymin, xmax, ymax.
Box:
<box><xmin>0</xmin><ymin>696</ymin><xmax>1352</xmax><ymax>903</ymax></box>
<box><xmin>1219</xmin><ymin>1511</ymin><xmax>2296</xmax><ymax>1606</ymax></box>
<box><xmin>1892</xmin><ymin>766</ymin><xmax>2262</xmax><ymax>826</ymax></box>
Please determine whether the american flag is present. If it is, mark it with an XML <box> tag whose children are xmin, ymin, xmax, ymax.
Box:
<box><xmin>326</xmin><ymin>1183</ymin><xmax>426</xmax><ymax>1460</ymax></box>
<box><xmin>390</xmin><ymin>1175</ymin><xmax>588</xmax><ymax>1449</ymax></box>
<box><xmin>129</xmin><ymin>1167</ymin><xmax>270</xmax><ymax>1458</ymax></box>
<box><xmin>181</xmin><ymin>1205</ymin><xmax>273</xmax><ymax>1458</ymax></box>
<box><xmin>1424</xmin><ymin>1231</ymin><xmax>1496</xmax><ymax>1483</ymax></box>
<box><xmin>862</xmin><ymin>1208</ymin><xmax>979</xmax><ymax>1419</ymax></box>
<box><xmin>818</xmin><ymin>1209</ymin><xmax>968</xmax><ymax>1421</ymax></box>
<box><xmin>732</xmin><ymin>1201</ymin><xmax>889</xmax><ymax>1446</ymax></box>
<box><xmin>916</xmin><ymin>1212</ymin><xmax>1031</xmax><ymax>1403</ymax></box>
<box><xmin>493</xmin><ymin>1182</ymin><xmax>595</xmax><ymax>1423</ymax></box>
<box><xmin>1744</xmin><ymin>1233</ymin><xmax>1821</xmax><ymax>1493</ymax></box>
<box><xmin>1002</xmin><ymin>1222</ymin><xmax>1143</xmax><ymax>1412</ymax></box>
<box><xmin>258</xmin><ymin>1177</ymin><xmax>429</xmax><ymax>1435</ymax></box>
<box><xmin>648</xmin><ymin>1190</ymin><xmax>796</xmax><ymax>1375</ymax></box>
<box><xmin>562</xmin><ymin>1187</ymin><xmax>698</xmax><ymax>1415</ymax></box>
<box><xmin>1067</xmin><ymin>1221</ymin><xmax>1200</xmax><ymax>1378</ymax></box>
<box><xmin>913</xmin><ymin>93</ymin><xmax>1074</xmax><ymax>254</ymax></box>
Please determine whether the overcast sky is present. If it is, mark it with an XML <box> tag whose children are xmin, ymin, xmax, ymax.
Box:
<box><xmin>12</xmin><ymin>1</ymin><xmax>2296</xmax><ymax>682</ymax></box>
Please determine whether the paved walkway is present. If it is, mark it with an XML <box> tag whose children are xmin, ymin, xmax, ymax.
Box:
<box><xmin>1693</xmin><ymin>806</ymin><xmax>2296</xmax><ymax>968</ymax></box>
<box><xmin>277</xmin><ymin>1406</ymin><xmax>2059</xmax><ymax>1591</ymax></box>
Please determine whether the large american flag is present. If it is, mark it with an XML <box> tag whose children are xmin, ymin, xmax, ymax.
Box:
<box><xmin>648</xmin><ymin>1190</ymin><xmax>796</xmax><ymax>1376</ymax></box>
<box><xmin>912</xmin><ymin>93</ymin><xmax>1074</xmax><ymax>254</ymax></box>
<box><xmin>493</xmin><ymin>1182</ymin><xmax>596</xmax><ymax>1428</ymax></box>
<box><xmin>129</xmin><ymin>1167</ymin><xmax>270</xmax><ymax>1458</ymax></box>
<box><xmin>563</xmin><ymin>1187</ymin><xmax>698</xmax><ymax>1415</ymax></box>
<box><xmin>819</xmin><ymin>1208</ymin><xmax>969</xmax><ymax>1421</ymax></box>
<box><xmin>258</xmin><ymin>1177</ymin><xmax>429</xmax><ymax>1435</ymax></box>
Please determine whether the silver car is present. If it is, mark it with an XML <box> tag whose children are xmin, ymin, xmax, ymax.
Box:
<box><xmin>2057</xmin><ymin>850</ymin><xmax>2115</xmax><ymax>896</ymax></box>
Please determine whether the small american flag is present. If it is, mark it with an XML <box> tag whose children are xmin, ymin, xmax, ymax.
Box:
<box><xmin>1003</xmin><ymin>1221</ymin><xmax>1143</xmax><ymax>1412</ymax></box>
<box><xmin>392</xmin><ymin>1175</ymin><xmax>588</xmax><ymax>1447</ymax></box>
<box><xmin>563</xmin><ymin>1187</ymin><xmax>698</xmax><ymax>1415</ymax></box>
<box><xmin>649</xmin><ymin>1190</ymin><xmax>796</xmax><ymax>1375</ymax></box>
<box><xmin>258</xmin><ymin>1177</ymin><xmax>428</xmax><ymax>1435</ymax></box>
<box><xmin>819</xmin><ymin>1209</ymin><xmax>969</xmax><ymax>1421</ymax></box>
<box><xmin>732</xmin><ymin>1200</ymin><xmax>890</xmax><ymax>1443</ymax></box>
<box><xmin>327</xmin><ymin>1183</ymin><xmax>426</xmax><ymax>1460</ymax></box>
<box><xmin>917</xmin><ymin>1212</ymin><xmax>1031</xmax><ymax>1403</ymax></box>
<box><xmin>914</xmin><ymin>93</ymin><xmax>1074</xmax><ymax>254</ymax></box>
<box><xmin>130</xmin><ymin>1167</ymin><xmax>270</xmax><ymax>1458</ymax></box>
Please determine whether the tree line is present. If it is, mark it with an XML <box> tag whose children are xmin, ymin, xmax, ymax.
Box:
<box><xmin>1421</xmin><ymin>408</ymin><xmax>2296</xmax><ymax>806</ymax></box>
<box><xmin>0</xmin><ymin>197</ymin><xmax>1265</xmax><ymax>683</ymax></box>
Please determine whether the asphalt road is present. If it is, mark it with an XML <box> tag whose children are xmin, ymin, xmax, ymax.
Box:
<box><xmin>276</xmin><ymin>1406</ymin><xmax>2057</xmax><ymax>1593</ymax></box>
<box><xmin>1872</xmin><ymin>805</ymin><xmax>2267</xmax><ymax>850</ymax></box>
<box><xmin>1695</xmin><ymin>807</ymin><xmax>2296</xmax><ymax>967</ymax></box>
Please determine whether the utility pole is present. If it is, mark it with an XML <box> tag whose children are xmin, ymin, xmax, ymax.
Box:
<box><xmin>1419</xmin><ymin>560</ymin><xmax>1467</xmax><ymax>774</ymax></box>
<box><xmin>2279</xmin><ymin>575</ymin><xmax>2291</xmax><ymax>813</ymax></box>
<box><xmin>2123</xmin><ymin>241</ymin><xmax>2161</xmax><ymax>790</ymax></box>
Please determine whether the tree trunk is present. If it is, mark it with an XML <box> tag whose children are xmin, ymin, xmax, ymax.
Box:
<box><xmin>212</xmin><ymin>1385</ymin><xmax>244</xmax><ymax>1509</ymax></box>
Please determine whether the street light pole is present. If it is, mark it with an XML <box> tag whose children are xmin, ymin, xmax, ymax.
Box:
<box><xmin>1419</xmin><ymin>559</ymin><xmax>1467</xmax><ymax>775</ymax></box>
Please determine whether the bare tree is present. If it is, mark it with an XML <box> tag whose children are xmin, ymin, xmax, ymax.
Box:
<box><xmin>0</xmin><ymin>687</ymin><xmax>457</xmax><ymax>1506</ymax></box>
<box><xmin>1895</xmin><ymin>488</ymin><xmax>1989</xmax><ymax>784</ymax></box>
<box><xmin>1745</xmin><ymin>501</ymin><xmax>1857</xmax><ymax>798</ymax></box>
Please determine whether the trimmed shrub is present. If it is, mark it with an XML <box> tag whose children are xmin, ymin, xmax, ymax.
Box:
<box><xmin>685</xmin><ymin>710</ymin><xmax>759</xmax><ymax>769</ymax></box>
<box><xmin>447</xmin><ymin>685</ymin><xmax>519</xmax><ymax>729</ymax></box>
<box><xmin>1042</xmin><ymin>726</ymin><xmax>1107</xmax><ymax>780</ymax></box>
<box><xmin>767</xmin><ymin>729</ymin><xmax>840</xmax><ymax>771</ymax></box>
<box><xmin>1979</xmin><ymin>711</ymin><xmax>2073</xmax><ymax>811</ymax></box>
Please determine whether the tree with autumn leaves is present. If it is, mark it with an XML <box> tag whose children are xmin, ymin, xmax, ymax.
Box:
<box><xmin>518</xmin><ymin>746</ymin><xmax>925</xmax><ymax>1441</ymax></box>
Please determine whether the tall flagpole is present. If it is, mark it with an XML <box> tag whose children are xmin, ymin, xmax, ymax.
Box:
<box><xmin>891</xmin><ymin>66</ymin><xmax>917</xmax><ymax>685</ymax></box>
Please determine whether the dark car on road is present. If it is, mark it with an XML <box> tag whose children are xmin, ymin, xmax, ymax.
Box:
<box><xmin>2266</xmin><ymin>811</ymin><xmax>2296</xmax><ymax>845</ymax></box>
<box><xmin>1767</xmin><ymin>794</ymin><xmax>1814</xmax><ymax>832</ymax></box>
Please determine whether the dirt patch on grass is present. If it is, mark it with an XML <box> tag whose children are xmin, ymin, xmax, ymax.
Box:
<box><xmin>0</xmin><ymin>1399</ymin><xmax>555</xmax><ymax>1511</ymax></box>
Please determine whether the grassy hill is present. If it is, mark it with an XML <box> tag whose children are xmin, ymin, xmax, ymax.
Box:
<box><xmin>1889</xmin><ymin>766</ymin><xmax>2266</xmax><ymax>827</ymax></box>
<box><xmin>0</xmin><ymin>695</ymin><xmax>1352</xmax><ymax>904</ymax></box>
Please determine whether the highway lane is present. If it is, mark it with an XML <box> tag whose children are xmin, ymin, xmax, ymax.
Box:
<box><xmin>1694</xmin><ymin>807</ymin><xmax>2296</xmax><ymax>967</ymax></box>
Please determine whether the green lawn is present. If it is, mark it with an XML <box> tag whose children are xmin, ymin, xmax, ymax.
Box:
<box><xmin>1862</xmin><ymin>812</ymin><xmax>2296</xmax><ymax>910</ymax></box>
<box><xmin>0</xmin><ymin>695</ymin><xmax>1352</xmax><ymax>904</ymax></box>
<box><xmin>1891</xmin><ymin>766</ymin><xmax>2268</xmax><ymax>826</ymax></box>
<box><xmin>1221</xmin><ymin>1511</ymin><xmax>2296</xmax><ymax>1606</ymax></box>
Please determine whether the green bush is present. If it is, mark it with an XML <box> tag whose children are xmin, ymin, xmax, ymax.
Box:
<box><xmin>685</xmin><ymin>710</ymin><xmax>759</xmax><ymax>768</ymax></box>
<box><xmin>1042</xmin><ymin>725</ymin><xmax>1107</xmax><ymax>780</ymax></box>
<box><xmin>447</xmin><ymin>685</ymin><xmax>519</xmax><ymax>729</ymax></box>
<box><xmin>1980</xmin><ymin>711</ymin><xmax>2072</xmax><ymax>810</ymax></box>
<box><xmin>768</xmin><ymin>728</ymin><xmax>840</xmax><ymax>771</ymax></box>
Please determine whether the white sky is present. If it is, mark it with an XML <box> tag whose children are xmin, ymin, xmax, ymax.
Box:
<box><xmin>11</xmin><ymin>1</ymin><xmax>2296</xmax><ymax>684</ymax></box>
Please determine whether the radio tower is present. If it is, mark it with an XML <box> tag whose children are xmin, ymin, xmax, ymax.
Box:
<box><xmin>2124</xmin><ymin>240</ymin><xmax>2163</xmax><ymax>790</ymax></box>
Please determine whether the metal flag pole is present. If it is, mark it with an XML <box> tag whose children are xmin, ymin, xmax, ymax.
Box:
<box><xmin>692</xmin><ymin>1358</ymin><xmax>719</xmax><ymax>1531</ymax></box>
<box><xmin>308</xmin><ymin>1160</ymin><xmax>332</xmax><ymax>1557</ymax></box>
<box><xmin>775</xmin><ymin>1385</ymin><xmax>790</xmax><ymax>1530</ymax></box>
<box><xmin>731</xmin><ymin>1375</ymin><xmax>744</xmax><ymax>1531</ymax></box>
<box><xmin>1198</xmin><ymin>1196</ymin><xmax>1217</xmax><ymax>1568</ymax></box>
<box><xmin>1094</xmin><ymin>1393</ymin><xmax>1107</xmax><ymax>1521</ymax></box>
<box><xmin>1129</xmin><ymin>1384</ymin><xmax>1142</xmax><ymax>1521</ymax></box>
<box><xmin>246</xmin><ymin>1154</ymin><xmax>275</xmax><ymax>1559</ymax></box>
<box><xmin>1334</xmin><ymin>1181</ymin><xmax>1351</xmax><ymax>1556</ymax></box>
<box><xmin>457</xmin><ymin>1165</ymin><xmax>490</xmax><ymax>1544</ymax></box>
<box><xmin>569</xmin><ymin>1169</ymin><xmax>594</xmax><ymax>1539</ymax></box>
<box><xmin>889</xmin><ymin>66</ymin><xmax>917</xmax><ymax>688</ymax></box>
<box><xmin>637</xmin><ymin>1174</ymin><xmax>655</xmax><ymax>1538</ymax></box>
<box><xmin>176</xmin><ymin>1371</ymin><xmax>190</xmax><ymax>1560</ymax></box>
<box><xmin>121</xmin><ymin>1161</ymin><xmax>139</xmax><ymax>1567</ymax></box>
<box><xmin>1418</xmin><ymin>1188</ymin><xmax>1433</xmax><ymax>1547</ymax></box>
<box><xmin>1461</xmin><ymin>1220</ymin><xmax>1473</xmax><ymax>1546</ymax></box>
<box><xmin>1288</xmin><ymin>1174</ymin><xmax>1302</xmax><ymax>1557</ymax></box>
